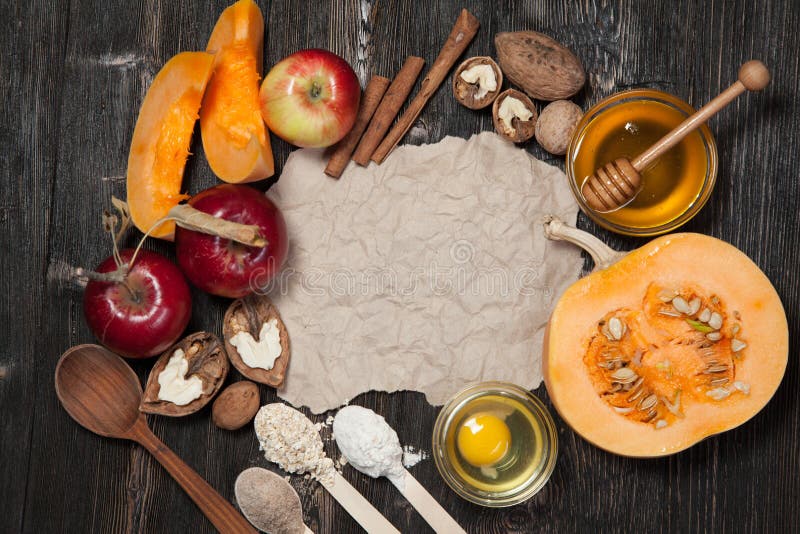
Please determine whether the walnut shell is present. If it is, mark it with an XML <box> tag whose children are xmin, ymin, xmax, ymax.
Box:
<box><xmin>140</xmin><ymin>332</ymin><xmax>229</xmax><ymax>417</ymax></box>
<box><xmin>495</xmin><ymin>31</ymin><xmax>585</xmax><ymax>101</ymax></box>
<box><xmin>492</xmin><ymin>89</ymin><xmax>538</xmax><ymax>143</ymax></box>
<box><xmin>452</xmin><ymin>56</ymin><xmax>503</xmax><ymax>109</ymax></box>
<box><xmin>212</xmin><ymin>381</ymin><xmax>260</xmax><ymax>430</ymax></box>
<box><xmin>223</xmin><ymin>295</ymin><xmax>290</xmax><ymax>387</ymax></box>
<box><xmin>535</xmin><ymin>100</ymin><xmax>584</xmax><ymax>155</ymax></box>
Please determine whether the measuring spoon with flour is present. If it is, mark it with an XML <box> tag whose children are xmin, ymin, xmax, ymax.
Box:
<box><xmin>333</xmin><ymin>406</ymin><xmax>467</xmax><ymax>534</ymax></box>
<box><xmin>254</xmin><ymin>404</ymin><xmax>400</xmax><ymax>534</ymax></box>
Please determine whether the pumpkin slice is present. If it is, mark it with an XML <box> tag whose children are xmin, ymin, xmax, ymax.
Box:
<box><xmin>200</xmin><ymin>0</ymin><xmax>274</xmax><ymax>184</ymax></box>
<box><xmin>127</xmin><ymin>52</ymin><xmax>215</xmax><ymax>240</ymax></box>
<box><xmin>543</xmin><ymin>218</ymin><xmax>788</xmax><ymax>457</ymax></box>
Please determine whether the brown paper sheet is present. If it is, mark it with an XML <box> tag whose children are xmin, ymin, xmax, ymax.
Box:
<box><xmin>265</xmin><ymin>132</ymin><xmax>582</xmax><ymax>413</ymax></box>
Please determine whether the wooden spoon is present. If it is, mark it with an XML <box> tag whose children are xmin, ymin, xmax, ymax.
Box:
<box><xmin>581</xmin><ymin>60</ymin><xmax>770</xmax><ymax>213</ymax></box>
<box><xmin>54</xmin><ymin>344</ymin><xmax>256</xmax><ymax>534</ymax></box>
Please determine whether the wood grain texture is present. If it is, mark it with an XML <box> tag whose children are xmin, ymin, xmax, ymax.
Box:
<box><xmin>2</xmin><ymin>0</ymin><xmax>799</xmax><ymax>533</ymax></box>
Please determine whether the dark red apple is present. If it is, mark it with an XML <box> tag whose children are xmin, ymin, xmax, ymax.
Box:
<box><xmin>83</xmin><ymin>249</ymin><xmax>192</xmax><ymax>359</ymax></box>
<box><xmin>259</xmin><ymin>48</ymin><xmax>360</xmax><ymax>148</ymax></box>
<box><xmin>175</xmin><ymin>184</ymin><xmax>288</xmax><ymax>298</ymax></box>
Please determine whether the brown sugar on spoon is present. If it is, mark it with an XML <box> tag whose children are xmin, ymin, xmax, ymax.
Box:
<box><xmin>581</xmin><ymin>60</ymin><xmax>770</xmax><ymax>213</ymax></box>
<box><xmin>223</xmin><ymin>295</ymin><xmax>290</xmax><ymax>387</ymax></box>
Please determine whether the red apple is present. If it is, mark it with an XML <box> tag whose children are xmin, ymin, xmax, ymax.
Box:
<box><xmin>259</xmin><ymin>48</ymin><xmax>360</xmax><ymax>148</ymax></box>
<box><xmin>83</xmin><ymin>249</ymin><xmax>192</xmax><ymax>358</ymax></box>
<box><xmin>175</xmin><ymin>184</ymin><xmax>288</xmax><ymax>298</ymax></box>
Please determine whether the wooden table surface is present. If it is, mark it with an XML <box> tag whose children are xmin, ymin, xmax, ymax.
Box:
<box><xmin>3</xmin><ymin>0</ymin><xmax>799</xmax><ymax>532</ymax></box>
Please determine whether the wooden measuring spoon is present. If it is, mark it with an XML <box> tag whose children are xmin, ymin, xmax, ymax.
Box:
<box><xmin>387</xmin><ymin>470</ymin><xmax>467</xmax><ymax>534</ymax></box>
<box><xmin>54</xmin><ymin>344</ymin><xmax>256</xmax><ymax>534</ymax></box>
<box><xmin>581</xmin><ymin>60</ymin><xmax>770</xmax><ymax>213</ymax></box>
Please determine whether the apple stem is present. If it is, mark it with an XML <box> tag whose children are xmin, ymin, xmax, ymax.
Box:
<box><xmin>310</xmin><ymin>81</ymin><xmax>322</xmax><ymax>100</ymax></box>
<box><xmin>72</xmin><ymin>264</ymin><xmax>129</xmax><ymax>284</ymax></box>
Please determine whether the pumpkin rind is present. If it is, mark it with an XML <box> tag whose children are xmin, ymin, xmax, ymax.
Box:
<box><xmin>544</xmin><ymin>233</ymin><xmax>788</xmax><ymax>457</ymax></box>
<box><xmin>126</xmin><ymin>51</ymin><xmax>215</xmax><ymax>240</ymax></box>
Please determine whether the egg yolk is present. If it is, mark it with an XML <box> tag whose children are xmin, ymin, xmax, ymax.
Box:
<box><xmin>456</xmin><ymin>412</ymin><xmax>511</xmax><ymax>467</ymax></box>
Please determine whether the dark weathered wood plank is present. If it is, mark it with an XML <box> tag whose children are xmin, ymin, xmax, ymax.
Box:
<box><xmin>0</xmin><ymin>1</ymin><xmax>69</xmax><ymax>532</ymax></box>
<box><xmin>3</xmin><ymin>0</ymin><xmax>799</xmax><ymax>533</ymax></box>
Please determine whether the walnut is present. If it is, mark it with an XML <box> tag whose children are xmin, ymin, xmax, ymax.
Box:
<box><xmin>492</xmin><ymin>89</ymin><xmax>538</xmax><ymax>143</ymax></box>
<box><xmin>535</xmin><ymin>100</ymin><xmax>583</xmax><ymax>155</ymax></box>
<box><xmin>453</xmin><ymin>56</ymin><xmax>503</xmax><ymax>109</ymax></box>
<box><xmin>140</xmin><ymin>332</ymin><xmax>229</xmax><ymax>417</ymax></box>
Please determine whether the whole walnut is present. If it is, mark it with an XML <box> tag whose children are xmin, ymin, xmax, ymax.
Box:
<box><xmin>212</xmin><ymin>381</ymin><xmax>260</xmax><ymax>430</ymax></box>
<box><xmin>535</xmin><ymin>100</ymin><xmax>583</xmax><ymax>155</ymax></box>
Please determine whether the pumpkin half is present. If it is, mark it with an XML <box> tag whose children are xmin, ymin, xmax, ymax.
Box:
<box><xmin>127</xmin><ymin>51</ymin><xmax>215</xmax><ymax>240</ymax></box>
<box><xmin>200</xmin><ymin>0</ymin><xmax>274</xmax><ymax>183</ymax></box>
<box><xmin>543</xmin><ymin>217</ymin><xmax>788</xmax><ymax>457</ymax></box>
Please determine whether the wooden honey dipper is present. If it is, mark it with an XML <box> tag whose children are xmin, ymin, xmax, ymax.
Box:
<box><xmin>581</xmin><ymin>60</ymin><xmax>770</xmax><ymax>213</ymax></box>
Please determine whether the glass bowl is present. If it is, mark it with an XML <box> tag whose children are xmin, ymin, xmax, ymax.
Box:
<box><xmin>566</xmin><ymin>89</ymin><xmax>718</xmax><ymax>236</ymax></box>
<box><xmin>432</xmin><ymin>382</ymin><xmax>558</xmax><ymax>507</ymax></box>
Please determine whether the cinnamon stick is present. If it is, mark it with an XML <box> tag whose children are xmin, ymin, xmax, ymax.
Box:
<box><xmin>371</xmin><ymin>9</ymin><xmax>480</xmax><ymax>164</ymax></box>
<box><xmin>352</xmin><ymin>56</ymin><xmax>425</xmax><ymax>166</ymax></box>
<box><xmin>324</xmin><ymin>75</ymin><xmax>391</xmax><ymax>178</ymax></box>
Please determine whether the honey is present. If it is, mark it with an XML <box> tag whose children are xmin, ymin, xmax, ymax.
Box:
<box><xmin>568</xmin><ymin>90</ymin><xmax>717</xmax><ymax>235</ymax></box>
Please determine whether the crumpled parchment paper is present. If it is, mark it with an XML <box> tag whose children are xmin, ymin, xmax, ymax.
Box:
<box><xmin>264</xmin><ymin>132</ymin><xmax>582</xmax><ymax>413</ymax></box>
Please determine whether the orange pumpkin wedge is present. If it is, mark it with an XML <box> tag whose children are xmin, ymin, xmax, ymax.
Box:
<box><xmin>543</xmin><ymin>218</ymin><xmax>788</xmax><ymax>457</ymax></box>
<box><xmin>127</xmin><ymin>52</ymin><xmax>215</xmax><ymax>240</ymax></box>
<box><xmin>200</xmin><ymin>0</ymin><xmax>274</xmax><ymax>184</ymax></box>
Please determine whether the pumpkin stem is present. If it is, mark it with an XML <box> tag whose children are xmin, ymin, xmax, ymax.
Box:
<box><xmin>168</xmin><ymin>204</ymin><xmax>268</xmax><ymax>247</ymax></box>
<box><xmin>542</xmin><ymin>216</ymin><xmax>625</xmax><ymax>270</ymax></box>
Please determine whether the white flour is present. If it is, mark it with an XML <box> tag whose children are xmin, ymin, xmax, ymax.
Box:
<box><xmin>333</xmin><ymin>406</ymin><xmax>405</xmax><ymax>487</ymax></box>
<box><xmin>402</xmin><ymin>446</ymin><xmax>429</xmax><ymax>468</ymax></box>
<box><xmin>254</xmin><ymin>403</ymin><xmax>335</xmax><ymax>484</ymax></box>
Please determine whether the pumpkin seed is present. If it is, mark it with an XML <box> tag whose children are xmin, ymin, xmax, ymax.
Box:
<box><xmin>655</xmin><ymin>419</ymin><xmax>668</xmax><ymax>429</ymax></box>
<box><xmin>698</xmin><ymin>308</ymin><xmax>711</xmax><ymax>323</ymax></box>
<box><xmin>613</xmin><ymin>406</ymin><xmax>634</xmax><ymax>414</ymax></box>
<box><xmin>611</xmin><ymin>367</ymin><xmax>637</xmax><ymax>383</ymax></box>
<box><xmin>706</xmin><ymin>332</ymin><xmax>722</xmax><ymax>341</ymax></box>
<box><xmin>710</xmin><ymin>377</ymin><xmax>729</xmax><ymax>386</ymax></box>
<box><xmin>708</xmin><ymin>312</ymin><xmax>723</xmax><ymax>330</ymax></box>
<box><xmin>632</xmin><ymin>347</ymin><xmax>643</xmax><ymax>366</ymax></box>
<box><xmin>639</xmin><ymin>394</ymin><xmax>658</xmax><ymax>411</ymax></box>
<box><xmin>628</xmin><ymin>390</ymin><xmax>644</xmax><ymax>403</ymax></box>
<box><xmin>688</xmin><ymin>297</ymin><xmax>702</xmax><ymax>316</ymax></box>
<box><xmin>658</xmin><ymin>309</ymin><xmax>682</xmax><ymax>317</ymax></box>
<box><xmin>686</xmin><ymin>319</ymin><xmax>713</xmax><ymax>333</ymax></box>
<box><xmin>672</xmin><ymin>296</ymin><xmax>691</xmax><ymax>314</ymax></box>
<box><xmin>703</xmin><ymin>364</ymin><xmax>729</xmax><ymax>374</ymax></box>
<box><xmin>608</xmin><ymin>317</ymin><xmax>625</xmax><ymax>340</ymax></box>
<box><xmin>706</xmin><ymin>387</ymin><xmax>730</xmax><ymax>401</ymax></box>
<box><xmin>657</xmin><ymin>289</ymin><xmax>677</xmax><ymax>302</ymax></box>
<box><xmin>643</xmin><ymin>410</ymin><xmax>658</xmax><ymax>422</ymax></box>
<box><xmin>662</xmin><ymin>391</ymin><xmax>682</xmax><ymax>416</ymax></box>
<box><xmin>731</xmin><ymin>339</ymin><xmax>747</xmax><ymax>352</ymax></box>
<box><xmin>732</xmin><ymin>323</ymin><xmax>740</xmax><ymax>335</ymax></box>
<box><xmin>733</xmin><ymin>381</ymin><xmax>750</xmax><ymax>395</ymax></box>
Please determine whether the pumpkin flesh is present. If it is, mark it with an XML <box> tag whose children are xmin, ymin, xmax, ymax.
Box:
<box><xmin>544</xmin><ymin>232</ymin><xmax>788</xmax><ymax>457</ymax></box>
<box><xmin>127</xmin><ymin>51</ymin><xmax>215</xmax><ymax>240</ymax></box>
<box><xmin>200</xmin><ymin>0</ymin><xmax>274</xmax><ymax>184</ymax></box>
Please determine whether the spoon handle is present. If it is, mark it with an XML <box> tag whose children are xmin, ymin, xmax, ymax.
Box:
<box><xmin>631</xmin><ymin>60</ymin><xmax>770</xmax><ymax>171</ymax></box>
<box><xmin>391</xmin><ymin>470</ymin><xmax>466</xmax><ymax>534</ymax></box>
<box><xmin>320</xmin><ymin>471</ymin><xmax>400</xmax><ymax>534</ymax></box>
<box><xmin>129</xmin><ymin>422</ymin><xmax>256</xmax><ymax>534</ymax></box>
